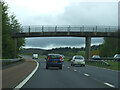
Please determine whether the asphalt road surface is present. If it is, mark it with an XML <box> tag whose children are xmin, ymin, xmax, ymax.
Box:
<box><xmin>21</xmin><ymin>58</ymin><xmax>119</xmax><ymax>88</ymax></box>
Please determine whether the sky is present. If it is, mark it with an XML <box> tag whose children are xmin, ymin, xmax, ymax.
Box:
<box><xmin>5</xmin><ymin>0</ymin><xmax>118</xmax><ymax>49</ymax></box>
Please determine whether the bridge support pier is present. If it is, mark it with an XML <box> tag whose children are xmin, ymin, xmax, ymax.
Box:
<box><xmin>85</xmin><ymin>37</ymin><xmax>91</xmax><ymax>60</ymax></box>
<box><xmin>14</xmin><ymin>38</ymin><xmax>17</xmax><ymax>58</ymax></box>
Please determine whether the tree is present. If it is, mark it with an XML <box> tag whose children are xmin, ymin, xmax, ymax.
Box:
<box><xmin>2</xmin><ymin>1</ymin><xmax>25</xmax><ymax>59</ymax></box>
<box><xmin>99</xmin><ymin>37</ymin><xmax>120</xmax><ymax>57</ymax></box>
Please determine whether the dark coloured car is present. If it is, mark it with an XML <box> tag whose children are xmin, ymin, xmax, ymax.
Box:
<box><xmin>46</xmin><ymin>54</ymin><xmax>62</xmax><ymax>69</ymax></box>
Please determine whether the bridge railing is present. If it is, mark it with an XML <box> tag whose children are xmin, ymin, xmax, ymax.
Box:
<box><xmin>19</xmin><ymin>25</ymin><xmax>118</xmax><ymax>33</ymax></box>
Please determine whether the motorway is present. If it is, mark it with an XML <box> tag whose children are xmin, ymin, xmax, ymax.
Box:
<box><xmin>21</xmin><ymin>57</ymin><xmax>119</xmax><ymax>88</ymax></box>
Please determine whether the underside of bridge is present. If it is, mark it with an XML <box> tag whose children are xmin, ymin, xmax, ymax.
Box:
<box><xmin>14</xmin><ymin>37</ymin><xmax>92</xmax><ymax>60</ymax></box>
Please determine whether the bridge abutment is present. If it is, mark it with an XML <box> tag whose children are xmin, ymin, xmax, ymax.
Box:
<box><xmin>14</xmin><ymin>38</ymin><xmax>17</xmax><ymax>58</ymax></box>
<box><xmin>85</xmin><ymin>37</ymin><xmax>91</xmax><ymax>60</ymax></box>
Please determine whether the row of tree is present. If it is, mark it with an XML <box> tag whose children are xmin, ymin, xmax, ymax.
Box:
<box><xmin>1</xmin><ymin>1</ymin><xmax>25</xmax><ymax>59</ymax></box>
<box><xmin>99</xmin><ymin>37</ymin><xmax>120</xmax><ymax>57</ymax></box>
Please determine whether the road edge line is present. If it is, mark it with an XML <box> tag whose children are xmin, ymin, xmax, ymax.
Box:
<box><xmin>13</xmin><ymin>60</ymin><xmax>39</xmax><ymax>89</ymax></box>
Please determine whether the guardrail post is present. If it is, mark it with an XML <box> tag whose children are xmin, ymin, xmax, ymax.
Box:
<box><xmin>67</xmin><ymin>25</ymin><xmax>70</xmax><ymax>35</ymax></box>
<box><xmin>14</xmin><ymin>38</ymin><xmax>17</xmax><ymax>58</ymax></box>
<box><xmin>96</xmin><ymin>26</ymin><xmax>97</xmax><ymax>32</ymax></box>
<box><xmin>29</xmin><ymin>26</ymin><xmax>30</xmax><ymax>33</ymax></box>
<box><xmin>55</xmin><ymin>26</ymin><xmax>57</xmax><ymax>32</ymax></box>
<box><xmin>85</xmin><ymin>37</ymin><xmax>91</xmax><ymax>60</ymax></box>
<box><xmin>42</xmin><ymin>26</ymin><xmax>44</xmax><ymax>32</ymax></box>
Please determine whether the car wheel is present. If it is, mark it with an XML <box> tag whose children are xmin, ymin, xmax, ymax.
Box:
<box><xmin>46</xmin><ymin>65</ymin><xmax>48</xmax><ymax>69</ymax></box>
<box><xmin>71</xmin><ymin>64</ymin><xmax>73</xmax><ymax>66</ymax></box>
<box><xmin>83</xmin><ymin>64</ymin><xmax>85</xmax><ymax>67</ymax></box>
<box><xmin>59</xmin><ymin>66</ymin><xmax>62</xmax><ymax>69</ymax></box>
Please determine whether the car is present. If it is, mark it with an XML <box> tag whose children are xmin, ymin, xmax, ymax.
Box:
<box><xmin>32</xmin><ymin>53</ymin><xmax>38</xmax><ymax>59</ymax></box>
<box><xmin>60</xmin><ymin>55</ymin><xmax>64</xmax><ymax>62</ymax></box>
<box><xmin>114</xmin><ymin>54</ymin><xmax>120</xmax><ymax>61</ymax></box>
<box><xmin>71</xmin><ymin>55</ymin><xmax>85</xmax><ymax>67</ymax></box>
<box><xmin>92</xmin><ymin>55</ymin><xmax>100</xmax><ymax>60</ymax></box>
<box><xmin>46</xmin><ymin>54</ymin><xmax>63</xmax><ymax>69</ymax></box>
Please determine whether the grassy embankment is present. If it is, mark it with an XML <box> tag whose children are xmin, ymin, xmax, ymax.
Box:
<box><xmin>64</xmin><ymin>58</ymin><xmax>119</xmax><ymax>71</ymax></box>
<box><xmin>84</xmin><ymin>61</ymin><xmax>119</xmax><ymax>71</ymax></box>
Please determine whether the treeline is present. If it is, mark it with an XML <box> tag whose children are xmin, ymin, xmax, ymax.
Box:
<box><xmin>21</xmin><ymin>45</ymin><xmax>101</xmax><ymax>57</ymax></box>
<box><xmin>99</xmin><ymin>37</ymin><xmax>120</xmax><ymax>57</ymax></box>
<box><xmin>1</xmin><ymin>1</ymin><xmax>25</xmax><ymax>59</ymax></box>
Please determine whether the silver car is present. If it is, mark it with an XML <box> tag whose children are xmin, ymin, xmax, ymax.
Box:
<box><xmin>71</xmin><ymin>56</ymin><xmax>85</xmax><ymax>66</ymax></box>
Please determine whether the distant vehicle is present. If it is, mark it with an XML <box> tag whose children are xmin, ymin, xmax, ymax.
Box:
<box><xmin>46</xmin><ymin>54</ymin><xmax>63</xmax><ymax>69</ymax></box>
<box><xmin>32</xmin><ymin>53</ymin><xmax>38</xmax><ymax>59</ymax></box>
<box><xmin>71</xmin><ymin>55</ymin><xmax>85</xmax><ymax>67</ymax></box>
<box><xmin>114</xmin><ymin>54</ymin><xmax>120</xmax><ymax>61</ymax></box>
<box><xmin>92</xmin><ymin>55</ymin><xmax>100</xmax><ymax>60</ymax></box>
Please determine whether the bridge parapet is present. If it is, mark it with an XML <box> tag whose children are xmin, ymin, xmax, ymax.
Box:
<box><xmin>19</xmin><ymin>25</ymin><xmax>118</xmax><ymax>33</ymax></box>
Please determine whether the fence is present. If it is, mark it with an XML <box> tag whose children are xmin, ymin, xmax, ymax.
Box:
<box><xmin>19</xmin><ymin>25</ymin><xmax>118</xmax><ymax>33</ymax></box>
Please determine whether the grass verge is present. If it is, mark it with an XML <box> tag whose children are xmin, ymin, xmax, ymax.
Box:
<box><xmin>2</xmin><ymin>59</ymin><xmax>25</xmax><ymax>67</ymax></box>
<box><xmin>86</xmin><ymin>61</ymin><xmax>120</xmax><ymax>71</ymax></box>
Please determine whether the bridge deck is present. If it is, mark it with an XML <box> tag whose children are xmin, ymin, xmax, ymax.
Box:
<box><xmin>13</xmin><ymin>25</ymin><xmax>119</xmax><ymax>38</ymax></box>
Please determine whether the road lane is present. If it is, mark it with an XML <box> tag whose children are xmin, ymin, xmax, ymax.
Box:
<box><xmin>22</xmin><ymin>59</ymin><xmax>112</xmax><ymax>88</ymax></box>
<box><xmin>64</xmin><ymin>62</ymin><xmax>119</xmax><ymax>88</ymax></box>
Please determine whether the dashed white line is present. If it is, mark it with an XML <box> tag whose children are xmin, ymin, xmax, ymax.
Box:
<box><xmin>67</xmin><ymin>67</ymin><xmax>70</xmax><ymax>68</ymax></box>
<box><xmin>84</xmin><ymin>74</ymin><xmax>90</xmax><ymax>76</ymax></box>
<box><xmin>104</xmin><ymin>83</ymin><xmax>115</xmax><ymax>88</ymax></box>
<box><xmin>74</xmin><ymin>69</ymin><xmax>77</xmax><ymax>72</ymax></box>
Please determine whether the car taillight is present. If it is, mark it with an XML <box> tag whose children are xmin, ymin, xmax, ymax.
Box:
<box><xmin>47</xmin><ymin>56</ymin><xmax>49</xmax><ymax>61</ymax></box>
<box><xmin>83</xmin><ymin>60</ymin><xmax>85</xmax><ymax>62</ymax></box>
<box><xmin>73</xmin><ymin>60</ymin><xmax>75</xmax><ymax>62</ymax></box>
<box><xmin>60</xmin><ymin>56</ymin><xmax>62</xmax><ymax>62</ymax></box>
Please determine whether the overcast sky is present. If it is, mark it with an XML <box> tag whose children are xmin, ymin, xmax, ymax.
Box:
<box><xmin>5</xmin><ymin>0</ymin><xmax>118</xmax><ymax>49</ymax></box>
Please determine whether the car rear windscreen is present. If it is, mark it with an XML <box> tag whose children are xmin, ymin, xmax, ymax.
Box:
<box><xmin>75</xmin><ymin>56</ymin><xmax>83</xmax><ymax>59</ymax></box>
<box><xmin>49</xmin><ymin>55</ymin><xmax>60</xmax><ymax>59</ymax></box>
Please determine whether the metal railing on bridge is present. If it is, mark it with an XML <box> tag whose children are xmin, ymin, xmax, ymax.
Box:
<box><xmin>18</xmin><ymin>25</ymin><xmax>118</xmax><ymax>33</ymax></box>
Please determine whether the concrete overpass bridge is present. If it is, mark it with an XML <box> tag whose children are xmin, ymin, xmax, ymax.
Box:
<box><xmin>13</xmin><ymin>25</ymin><xmax>119</xmax><ymax>59</ymax></box>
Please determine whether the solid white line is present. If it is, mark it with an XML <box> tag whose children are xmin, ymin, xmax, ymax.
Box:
<box><xmin>104</xmin><ymin>83</ymin><xmax>115</xmax><ymax>88</ymax></box>
<box><xmin>14</xmin><ymin>60</ymin><xmax>39</xmax><ymax>89</ymax></box>
<box><xmin>84</xmin><ymin>73</ymin><xmax>89</xmax><ymax>76</ymax></box>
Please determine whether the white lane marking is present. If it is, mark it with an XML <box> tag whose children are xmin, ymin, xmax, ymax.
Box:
<box><xmin>74</xmin><ymin>69</ymin><xmax>77</xmax><ymax>72</ymax></box>
<box><xmin>63</xmin><ymin>65</ymin><xmax>64</xmax><ymax>66</ymax></box>
<box><xmin>14</xmin><ymin>60</ymin><xmax>39</xmax><ymax>89</ymax></box>
<box><xmin>67</xmin><ymin>67</ymin><xmax>70</xmax><ymax>68</ymax></box>
<box><xmin>84</xmin><ymin>74</ymin><xmax>89</xmax><ymax>76</ymax></box>
<box><xmin>104</xmin><ymin>83</ymin><xmax>115</xmax><ymax>88</ymax></box>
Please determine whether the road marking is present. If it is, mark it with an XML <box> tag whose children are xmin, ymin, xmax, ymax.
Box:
<box><xmin>67</xmin><ymin>67</ymin><xmax>70</xmax><ymax>68</ymax></box>
<box><xmin>84</xmin><ymin>74</ymin><xmax>89</xmax><ymax>76</ymax></box>
<box><xmin>63</xmin><ymin>65</ymin><xmax>64</xmax><ymax>66</ymax></box>
<box><xmin>74</xmin><ymin>69</ymin><xmax>77</xmax><ymax>72</ymax></box>
<box><xmin>104</xmin><ymin>83</ymin><xmax>115</xmax><ymax>88</ymax></box>
<box><xmin>14</xmin><ymin>60</ymin><xmax>39</xmax><ymax>89</ymax></box>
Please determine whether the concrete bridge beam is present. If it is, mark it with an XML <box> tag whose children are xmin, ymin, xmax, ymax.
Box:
<box><xmin>85</xmin><ymin>37</ymin><xmax>91</xmax><ymax>60</ymax></box>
